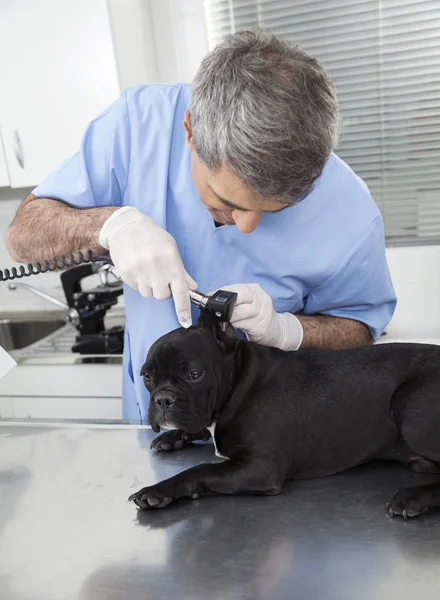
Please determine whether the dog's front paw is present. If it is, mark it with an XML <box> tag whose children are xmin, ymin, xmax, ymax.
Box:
<box><xmin>386</xmin><ymin>487</ymin><xmax>430</xmax><ymax>520</ymax></box>
<box><xmin>129</xmin><ymin>483</ymin><xmax>175</xmax><ymax>510</ymax></box>
<box><xmin>150</xmin><ymin>430</ymin><xmax>192</xmax><ymax>452</ymax></box>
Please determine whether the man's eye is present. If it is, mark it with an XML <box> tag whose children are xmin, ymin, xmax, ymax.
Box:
<box><xmin>186</xmin><ymin>371</ymin><xmax>204</xmax><ymax>381</ymax></box>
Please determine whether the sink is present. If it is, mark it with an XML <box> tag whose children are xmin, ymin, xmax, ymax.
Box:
<box><xmin>0</xmin><ymin>317</ymin><xmax>66</xmax><ymax>351</ymax></box>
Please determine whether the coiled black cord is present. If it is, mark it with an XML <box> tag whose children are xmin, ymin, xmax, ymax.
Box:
<box><xmin>0</xmin><ymin>250</ymin><xmax>109</xmax><ymax>282</ymax></box>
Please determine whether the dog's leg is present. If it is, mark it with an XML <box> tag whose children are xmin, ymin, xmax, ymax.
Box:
<box><xmin>408</xmin><ymin>456</ymin><xmax>440</xmax><ymax>474</ymax></box>
<box><xmin>386</xmin><ymin>377</ymin><xmax>440</xmax><ymax>518</ymax></box>
<box><xmin>150</xmin><ymin>429</ymin><xmax>211</xmax><ymax>452</ymax></box>
<box><xmin>387</xmin><ymin>480</ymin><xmax>440</xmax><ymax>519</ymax></box>
<box><xmin>129</xmin><ymin>459</ymin><xmax>282</xmax><ymax>509</ymax></box>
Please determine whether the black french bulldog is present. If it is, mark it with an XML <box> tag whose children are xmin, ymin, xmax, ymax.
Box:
<box><xmin>129</xmin><ymin>315</ymin><xmax>440</xmax><ymax>519</ymax></box>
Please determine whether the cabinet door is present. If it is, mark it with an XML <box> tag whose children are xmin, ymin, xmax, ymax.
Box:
<box><xmin>0</xmin><ymin>0</ymin><xmax>120</xmax><ymax>188</ymax></box>
<box><xmin>0</xmin><ymin>128</ymin><xmax>10</xmax><ymax>187</ymax></box>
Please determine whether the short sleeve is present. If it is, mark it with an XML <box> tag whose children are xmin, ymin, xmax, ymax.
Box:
<box><xmin>32</xmin><ymin>90</ymin><xmax>130</xmax><ymax>209</ymax></box>
<box><xmin>303</xmin><ymin>216</ymin><xmax>396</xmax><ymax>339</ymax></box>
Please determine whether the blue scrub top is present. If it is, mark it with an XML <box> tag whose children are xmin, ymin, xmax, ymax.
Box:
<box><xmin>34</xmin><ymin>84</ymin><xmax>396</xmax><ymax>423</ymax></box>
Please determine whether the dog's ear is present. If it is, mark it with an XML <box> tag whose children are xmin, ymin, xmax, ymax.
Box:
<box><xmin>197</xmin><ymin>313</ymin><xmax>239</xmax><ymax>354</ymax></box>
<box><xmin>196</xmin><ymin>311</ymin><xmax>217</xmax><ymax>333</ymax></box>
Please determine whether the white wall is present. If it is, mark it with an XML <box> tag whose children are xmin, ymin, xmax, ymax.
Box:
<box><xmin>107</xmin><ymin>0</ymin><xmax>159</xmax><ymax>87</ymax></box>
<box><xmin>149</xmin><ymin>0</ymin><xmax>209</xmax><ymax>82</ymax></box>
<box><xmin>385</xmin><ymin>246</ymin><xmax>440</xmax><ymax>339</ymax></box>
<box><xmin>107</xmin><ymin>0</ymin><xmax>208</xmax><ymax>85</ymax></box>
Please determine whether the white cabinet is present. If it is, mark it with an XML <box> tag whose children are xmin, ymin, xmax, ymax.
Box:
<box><xmin>0</xmin><ymin>0</ymin><xmax>120</xmax><ymax>189</ymax></box>
<box><xmin>0</xmin><ymin>128</ymin><xmax>10</xmax><ymax>187</ymax></box>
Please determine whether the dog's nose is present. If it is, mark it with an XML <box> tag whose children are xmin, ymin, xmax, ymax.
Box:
<box><xmin>153</xmin><ymin>392</ymin><xmax>177</xmax><ymax>408</ymax></box>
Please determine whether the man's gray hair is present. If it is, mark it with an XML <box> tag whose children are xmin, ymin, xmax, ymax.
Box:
<box><xmin>190</xmin><ymin>28</ymin><xmax>340</xmax><ymax>205</ymax></box>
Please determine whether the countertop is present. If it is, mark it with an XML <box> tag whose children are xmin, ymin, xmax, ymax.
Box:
<box><xmin>1</xmin><ymin>423</ymin><xmax>440</xmax><ymax>600</ymax></box>
<box><xmin>376</xmin><ymin>335</ymin><xmax>440</xmax><ymax>345</ymax></box>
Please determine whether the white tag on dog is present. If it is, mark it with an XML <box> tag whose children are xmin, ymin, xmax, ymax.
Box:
<box><xmin>0</xmin><ymin>344</ymin><xmax>17</xmax><ymax>380</ymax></box>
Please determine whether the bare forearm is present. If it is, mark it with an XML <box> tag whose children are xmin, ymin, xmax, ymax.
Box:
<box><xmin>296</xmin><ymin>314</ymin><xmax>373</xmax><ymax>350</ymax></box>
<box><xmin>5</xmin><ymin>194</ymin><xmax>118</xmax><ymax>263</ymax></box>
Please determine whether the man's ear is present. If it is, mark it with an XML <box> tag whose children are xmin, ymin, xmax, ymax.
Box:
<box><xmin>183</xmin><ymin>111</ymin><xmax>194</xmax><ymax>151</ymax></box>
<box><xmin>197</xmin><ymin>313</ymin><xmax>239</xmax><ymax>354</ymax></box>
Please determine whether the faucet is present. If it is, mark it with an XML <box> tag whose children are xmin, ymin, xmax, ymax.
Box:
<box><xmin>8</xmin><ymin>263</ymin><xmax>120</xmax><ymax>328</ymax></box>
<box><xmin>8</xmin><ymin>282</ymin><xmax>80</xmax><ymax>325</ymax></box>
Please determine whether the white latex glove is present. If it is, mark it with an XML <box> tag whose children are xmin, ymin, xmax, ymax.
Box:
<box><xmin>99</xmin><ymin>206</ymin><xmax>197</xmax><ymax>328</ymax></box>
<box><xmin>219</xmin><ymin>283</ymin><xmax>303</xmax><ymax>351</ymax></box>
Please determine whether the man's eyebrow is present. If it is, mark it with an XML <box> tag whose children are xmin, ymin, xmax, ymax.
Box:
<box><xmin>266</xmin><ymin>205</ymin><xmax>288</xmax><ymax>214</ymax></box>
<box><xmin>219</xmin><ymin>197</ymin><xmax>252</xmax><ymax>211</ymax></box>
<box><xmin>209</xmin><ymin>186</ymin><xmax>251</xmax><ymax>211</ymax></box>
<box><xmin>221</xmin><ymin>198</ymin><xmax>288</xmax><ymax>214</ymax></box>
<box><xmin>209</xmin><ymin>185</ymin><xmax>288</xmax><ymax>213</ymax></box>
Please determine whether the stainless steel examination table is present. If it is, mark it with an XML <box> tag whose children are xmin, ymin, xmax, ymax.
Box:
<box><xmin>1</xmin><ymin>422</ymin><xmax>440</xmax><ymax>600</ymax></box>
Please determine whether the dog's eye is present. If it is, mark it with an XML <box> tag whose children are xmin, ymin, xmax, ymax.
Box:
<box><xmin>186</xmin><ymin>370</ymin><xmax>204</xmax><ymax>381</ymax></box>
<box><xmin>143</xmin><ymin>374</ymin><xmax>152</xmax><ymax>385</ymax></box>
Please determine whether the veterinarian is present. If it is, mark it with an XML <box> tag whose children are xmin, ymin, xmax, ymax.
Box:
<box><xmin>6</xmin><ymin>29</ymin><xmax>396</xmax><ymax>422</ymax></box>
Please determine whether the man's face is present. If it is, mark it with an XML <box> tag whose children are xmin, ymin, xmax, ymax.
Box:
<box><xmin>184</xmin><ymin>112</ymin><xmax>287</xmax><ymax>234</ymax></box>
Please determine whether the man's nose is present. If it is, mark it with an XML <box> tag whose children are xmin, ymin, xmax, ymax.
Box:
<box><xmin>153</xmin><ymin>391</ymin><xmax>177</xmax><ymax>408</ymax></box>
<box><xmin>232</xmin><ymin>210</ymin><xmax>262</xmax><ymax>233</ymax></box>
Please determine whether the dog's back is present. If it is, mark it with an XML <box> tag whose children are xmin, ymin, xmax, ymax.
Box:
<box><xmin>218</xmin><ymin>342</ymin><xmax>440</xmax><ymax>479</ymax></box>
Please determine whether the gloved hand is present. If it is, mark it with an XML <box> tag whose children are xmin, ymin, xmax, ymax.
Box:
<box><xmin>99</xmin><ymin>206</ymin><xmax>197</xmax><ymax>328</ymax></box>
<box><xmin>217</xmin><ymin>283</ymin><xmax>303</xmax><ymax>351</ymax></box>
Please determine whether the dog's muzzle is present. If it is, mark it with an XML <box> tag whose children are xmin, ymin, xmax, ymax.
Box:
<box><xmin>151</xmin><ymin>390</ymin><xmax>178</xmax><ymax>408</ymax></box>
